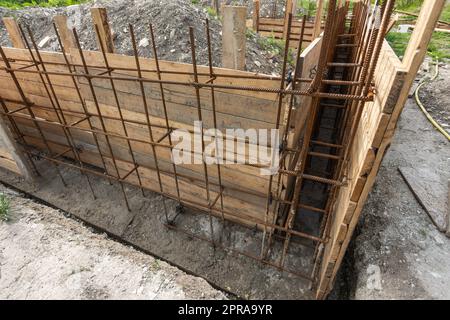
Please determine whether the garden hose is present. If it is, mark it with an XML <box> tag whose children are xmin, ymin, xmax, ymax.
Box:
<box><xmin>414</xmin><ymin>60</ymin><xmax>450</xmax><ymax>141</ymax></box>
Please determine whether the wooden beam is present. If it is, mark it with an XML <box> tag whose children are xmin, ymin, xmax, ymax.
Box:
<box><xmin>222</xmin><ymin>6</ymin><xmax>247</xmax><ymax>71</ymax></box>
<box><xmin>447</xmin><ymin>180</ymin><xmax>450</xmax><ymax>237</ymax></box>
<box><xmin>90</xmin><ymin>7</ymin><xmax>115</xmax><ymax>53</ymax></box>
<box><xmin>282</xmin><ymin>0</ymin><xmax>293</xmax><ymax>40</ymax></box>
<box><xmin>2</xmin><ymin>17</ymin><xmax>26</xmax><ymax>49</ymax></box>
<box><xmin>312</xmin><ymin>0</ymin><xmax>324</xmax><ymax>39</ymax></box>
<box><xmin>53</xmin><ymin>15</ymin><xmax>77</xmax><ymax>50</ymax></box>
<box><xmin>0</xmin><ymin>113</ymin><xmax>35</xmax><ymax>180</ymax></box>
<box><xmin>253</xmin><ymin>0</ymin><xmax>260</xmax><ymax>32</ymax></box>
<box><xmin>402</xmin><ymin>0</ymin><xmax>445</xmax><ymax>73</ymax></box>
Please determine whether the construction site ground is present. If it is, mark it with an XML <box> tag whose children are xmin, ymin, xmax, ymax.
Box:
<box><xmin>0</xmin><ymin>60</ymin><xmax>448</xmax><ymax>300</ymax></box>
<box><xmin>0</xmin><ymin>184</ymin><xmax>226</xmax><ymax>300</ymax></box>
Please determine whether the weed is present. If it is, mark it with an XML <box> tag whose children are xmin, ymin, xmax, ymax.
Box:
<box><xmin>206</xmin><ymin>6</ymin><xmax>217</xmax><ymax>18</ymax></box>
<box><xmin>0</xmin><ymin>193</ymin><xmax>10</xmax><ymax>222</ymax></box>
<box><xmin>0</xmin><ymin>0</ymin><xmax>88</xmax><ymax>9</ymax></box>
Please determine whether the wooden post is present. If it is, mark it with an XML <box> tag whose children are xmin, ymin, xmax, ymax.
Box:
<box><xmin>0</xmin><ymin>18</ymin><xmax>36</xmax><ymax>180</ymax></box>
<box><xmin>402</xmin><ymin>0</ymin><xmax>444</xmax><ymax>73</ymax></box>
<box><xmin>213</xmin><ymin>0</ymin><xmax>220</xmax><ymax>16</ymax></box>
<box><xmin>222</xmin><ymin>6</ymin><xmax>247</xmax><ymax>71</ymax></box>
<box><xmin>283</xmin><ymin>0</ymin><xmax>294</xmax><ymax>40</ymax></box>
<box><xmin>0</xmin><ymin>116</ymin><xmax>35</xmax><ymax>180</ymax></box>
<box><xmin>53</xmin><ymin>15</ymin><xmax>77</xmax><ymax>49</ymax></box>
<box><xmin>447</xmin><ymin>180</ymin><xmax>450</xmax><ymax>237</ymax></box>
<box><xmin>2</xmin><ymin>18</ymin><xmax>26</xmax><ymax>49</ymax></box>
<box><xmin>253</xmin><ymin>0</ymin><xmax>260</xmax><ymax>32</ymax></box>
<box><xmin>90</xmin><ymin>7</ymin><xmax>114</xmax><ymax>53</ymax></box>
<box><xmin>312</xmin><ymin>0</ymin><xmax>324</xmax><ymax>39</ymax></box>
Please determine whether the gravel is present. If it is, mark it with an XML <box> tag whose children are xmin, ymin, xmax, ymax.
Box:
<box><xmin>0</xmin><ymin>0</ymin><xmax>286</xmax><ymax>74</ymax></box>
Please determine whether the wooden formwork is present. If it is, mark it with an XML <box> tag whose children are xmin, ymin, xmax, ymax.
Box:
<box><xmin>252</xmin><ymin>0</ymin><xmax>325</xmax><ymax>48</ymax></box>
<box><xmin>0</xmin><ymin>0</ymin><xmax>443</xmax><ymax>299</ymax></box>
<box><xmin>315</xmin><ymin>0</ymin><xmax>445</xmax><ymax>299</ymax></box>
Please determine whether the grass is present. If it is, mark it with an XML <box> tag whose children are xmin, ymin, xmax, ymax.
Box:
<box><xmin>0</xmin><ymin>193</ymin><xmax>11</xmax><ymax>222</ymax></box>
<box><xmin>0</xmin><ymin>0</ymin><xmax>87</xmax><ymax>9</ymax></box>
<box><xmin>255</xmin><ymin>34</ymin><xmax>296</xmax><ymax>67</ymax></box>
<box><xmin>386</xmin><ymin>31</ymin><xmax>450</xmax><ymax>61</ymax></box>
<box><xmin>394</xmin><ymin>0</ymin><xmax>450</xmax><ymax>23</ymax></box>
<box><xmin>205</xmin><ymin>6</ymin><xmax>217</xmax><ymax>18</ymax></box>
<box><xmin>386</xmin><ymin>2</ymin><xmax>450</xmax><ymax>61</ymax></box>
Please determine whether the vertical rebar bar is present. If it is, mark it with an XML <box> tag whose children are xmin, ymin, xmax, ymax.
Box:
<box><xmin>94</xmin><ymin>23</ymin><xmax>145</xmax><ymax>197</ymax></box>
<box><xmin>189</xmin><ymin>26</ymin><xmax>216</xmax><ymax>247</ymax></box>
<box><xmin>22</xmin><ymin>24</ymin><xmax>96</xmax><ymax>197</ymax></box>
<box><xmin>73</xmin><ymin>28</ymin><xmax>131</xmax><ymax>211</ymax></box>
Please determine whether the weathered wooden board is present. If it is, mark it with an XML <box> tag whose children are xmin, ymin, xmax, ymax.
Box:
<box><xmin>399</xmin><ymin>166</ymin><xmax>449</xmax><ymax>232</ymax></box>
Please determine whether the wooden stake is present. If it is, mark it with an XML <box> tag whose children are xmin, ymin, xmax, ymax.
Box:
<box><xmin>446</xmin><ymin>180</ymin><xmax>450</xmax><ymax>237</ymax></box>
<box><xmin>91</xmin><ymin>7</ymin><xmax>115</xmax><ymax>53</ymax></box>
<box><xmin>0</xmin><ymin>115</ymin><xmax>35</xmax><ymax>180</ymax></box>
<box><xmin>2</xmin><ymin>17</ymin><xmax>26</xmax><ymax>49</ymax></box>
<box><xmin>312</xmin><ymin>0</ymin><xmax>324</xmax><ymax>39</ymax></box>
<box><xmin>283</xmin><ymin>0</ymin><xmax>294</xmax><ymax>40</ymax></box>
<box><xmin>53</xmin><ymin>15</ymin><xmax>77</xmax><ymax>49</ymax></box>
<box><xmin>222</xmin><ymin>6</ymin><xmax>247</xmax><ymax>71</ymax></box>
<box><xmin>253</xmin><ymin>0</ymin><xmax>260</xmax><ymax>32</ymax></box>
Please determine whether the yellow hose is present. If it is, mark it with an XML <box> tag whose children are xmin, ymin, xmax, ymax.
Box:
<box><xmin>414</xmin><ymin>60</ymin><xmax>450</xmax><ymax>141</ymax></box>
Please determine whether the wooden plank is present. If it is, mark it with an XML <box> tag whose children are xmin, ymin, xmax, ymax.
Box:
<box><xmin>0</xmin><ymin>115</ymin><xmax>34</xmax><ymax>179</ymax></box>
<box><xmin>2</xmin><ymin>17</ymin><xmax>26</xmax><ymax>49</ymax></box>
<box><xmin>54</xmin><ymin>15</ymin><xmax>77</xmax><ymax>50</ymax></box>
<box><xmin>222</xmin><ymin>6</ymin><xmax>247</xmax><ymax>70</ymax></box>
<box><xmin>312</xmin><ymin>0</ymin><xmax>324</xmax><ymax>39</ymax></box>
<box><xmin>21</xmin><ymin>134</ymin><xmax>273</xmax><ymax>229</ymax></box>
<box><xmin>283</xmin><ymin>0</ymin><xmax>293</xmax><ymax>40</ymax></box>
<box><xmin>90</xmin><ymin>7</ymin><xmax>115</xmax><ymax>53</ymax></box>
<box><xmin>447</xmin><ymin>180</ymin><xmax>450</xmax><ymax>237</ymax></box>
<box><xmin>399</xmin><ymin>166</ymin><xmax>448</xmax><ymax>232</ymax></box>
<box><xmin>253</xmin><ymin>0</ymin><xmax>260</xmax><ymax>31</ymax></box>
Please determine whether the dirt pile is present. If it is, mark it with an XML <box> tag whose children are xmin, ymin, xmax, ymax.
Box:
<box><xmin>0</xmin><ymin>0</ymin><xmax>284</xmax><ymax>74</ymax></box>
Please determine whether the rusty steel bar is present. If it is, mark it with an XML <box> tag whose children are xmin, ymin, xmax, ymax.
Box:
<box><xmin>129</xmin><ymin>24</ymin><xmax>171</xmax><ymax>221</ymax></box>
<box><xmin>14</xmin><ymin>141</ymin><xmax>326</xmax><ymax>244</ymax></box>
<box><xmin>148</xmin><ymin>23</ymin><xmax>182</xmax><ymax>205</ymax></box>
<box><xmin>22</xmin><ymin>24</ymin><xmax>96</xmax><ymax>197</ymax></box>
<box><xmin>0</xmin><ymin>45</ymin><xmax>67</xmax><ymax>185</ymax></box>
<box><xmin>0</xmin><ymin>66</ymin><xmax>374</xmax><ymax>102</ymax></box>
<box><xmin>73</xmin><ymin>28</ymin><xmax>132</xmax><ymax>211</ymax></box>
<box><xmin>0</xmin><ymin>98</ymin><xmax>39</xmax><ymax>175</ymax></box>
<box><xmin>260</xmin><ymin>12</ymin><xmax>293</xmax><ymax>261</ymax></box>
<box><xmin>94</xmin><ymin>23</ymin><xmax>145</xmax><ymax>197</ymax></box>
<box><xmin>189</xmin><ymin>26</ymin><xmax>216</xmax><ymax>247</ymax></box>
<box><xmin>262</xmin><ymin>14</ymin><xmax>308</xmax><ymax>260</ymax></box>
<box><xmin>204</xmin><ymin>19</ymin><xmax>225</xmax><ymax>221</ymax></box>
<box><xmin>53</xmin><ymin>22</ymin><xmax>112</xmax><ymax>184</ymax></box>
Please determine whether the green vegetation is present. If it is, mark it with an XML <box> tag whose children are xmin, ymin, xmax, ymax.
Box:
<box><xmin>396</xmin><ymin>0</ymin><xmax>423</xmax><ymax>12</ymax></box>
<box><xmin>256</xmin><ymin>34</ymin><xmax>296</xmax><ymax>66</ymax></box>
<box><xmin>386</xmin><ymin>2</ymin><xmax>450</xmax><ymax>61</ymax></box>
<box><xmin>295</xmin><ymin>0</ymin><xmax>317</xmax><ymax>17</ymax></box>
<box><xmin>256</xmin><ymin>34</ymin><xmax>285</xmax><ymax>54</ymax></box>
<box><xmin>206</xmin><ymin>6</ymin><xmax>217</xmax><ymax>18</ymax></box>
<box><xmin>190</xmin><ymin>0</ymin><xmax>199</xmax><ymax>5</ymax></box>
<box><xmin>0</xmin><ymin>0</ymin><xmax>87</xmax><ymax>9</ymax></box>
<box><xmin>0</xmin><ymin>193</ymin><xmax>10</xmax><ymax>222</ymax></box>
<box><xmin>386</xmin><ymin>31</ymin><xmax>450</xmax><ymax>61</ymax></box>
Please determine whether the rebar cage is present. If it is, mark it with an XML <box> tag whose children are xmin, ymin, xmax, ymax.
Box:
<box><xmin>0</xmin><ymin>0</ymin><xmax>395</xmax><ymax>292</ymax></box>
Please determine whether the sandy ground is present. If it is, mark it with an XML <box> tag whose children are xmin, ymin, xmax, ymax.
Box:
<box><xmin>0</xmin><ymin>185</ymin><xmax>226</xmax><ymax>300</ymax></box>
